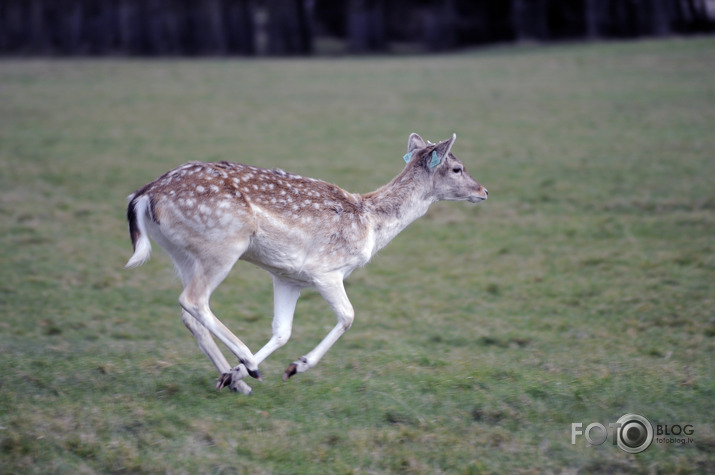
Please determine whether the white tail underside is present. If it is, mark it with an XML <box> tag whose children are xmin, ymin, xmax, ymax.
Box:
<box><xmin>125</xmin><ymin>195</ymin><xmax>153</xmax><ymax>269</ymax></box>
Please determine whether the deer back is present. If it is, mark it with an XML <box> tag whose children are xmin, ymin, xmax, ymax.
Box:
<box><xmin>133</xmin><ymin>161</ymin><xmax>375</xmax><ymax>281</ymax></box>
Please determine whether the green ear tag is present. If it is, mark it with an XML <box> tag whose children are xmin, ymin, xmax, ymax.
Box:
<box><xmin>429</xmin><ymin>150</ymin><xmax>441</xmax><ymax>168</ymax></box>
<box><xmin>403</xmin><ymin>151</ymin><xmax>414</xmax><ymax>163</ymax></box>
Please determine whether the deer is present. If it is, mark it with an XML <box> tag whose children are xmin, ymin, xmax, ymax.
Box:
<box><xmin>125</xmin><ymin>133</ymin><xmax>487</xmax><ymax>394</ymax></box>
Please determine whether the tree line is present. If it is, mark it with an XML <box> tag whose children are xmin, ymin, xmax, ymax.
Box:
<box><xmin>1</xmin><ymin>0</ymin><xmax>713</xmax><ymax>56</ymax></box>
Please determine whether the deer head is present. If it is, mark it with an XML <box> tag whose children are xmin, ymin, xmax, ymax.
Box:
<box><xmin>404</xmin><ymin>133</ymin><xmax>488</xmax><ymax>203</ymax></box>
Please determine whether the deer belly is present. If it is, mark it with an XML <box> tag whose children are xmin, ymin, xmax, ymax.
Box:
<box><xmin>240</xmin><ymin>232</ymin><xmax>368</xmax><ymax>285</ymax></box>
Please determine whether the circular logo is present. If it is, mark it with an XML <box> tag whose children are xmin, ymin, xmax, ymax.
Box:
<box><xmin>616</xmin><ymin>413</ymin><xmax>654</xmax><ymax>454</ymax></box>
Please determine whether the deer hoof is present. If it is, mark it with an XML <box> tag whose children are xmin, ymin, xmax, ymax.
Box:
<box><xmin>247</xmin><ymin>367</ymin><xmax>262</xmax><ymax>381</ymax></box>
<box><xmin>217</xmin><ymin>367</ymin><xmax>253</xmax><ymax>394</ymax></box>
<box><xmin>283</xmin><ymin>357</ymin><xmax>308</xmax><ymax>381</ymax></box>
<box><xmin>216</xmin><ymin>372</ymin><xmax>233</xmax><ymax>390</ymax></box>
<box><xmin>283</xmin><ymin>363</ymin><xmax>298</xmax><ymax>381</ymax></box>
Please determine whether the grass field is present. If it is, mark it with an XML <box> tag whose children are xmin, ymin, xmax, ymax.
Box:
<box><xmin>1</xmin><ymin>38</ymin><xmax>714</xmax><ymax>474</ymax></box>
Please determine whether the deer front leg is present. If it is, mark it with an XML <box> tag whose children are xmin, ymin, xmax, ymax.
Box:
<box><xmin>218</xmin><ymin>276</ymin><xmax>300</xmax><ymax>390</ymax></box>
<box><xmin>284</xmin><ymin>276</ymin><xmax>354</xmax><ymax>380</ymax></box>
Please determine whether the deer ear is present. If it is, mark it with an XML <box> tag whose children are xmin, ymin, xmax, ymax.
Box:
<box><xmin>407</xmin><ymin>133</ymin><xmax>427</xmax><ymax>154</ymax></box>
<box><xmin>430</xmin><ymin>133</ymin><xmax>456</xmax><ymax>168</ymax></box>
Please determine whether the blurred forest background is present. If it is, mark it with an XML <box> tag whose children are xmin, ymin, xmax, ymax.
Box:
<box><xmin>1</xmin><ymin>0</ymin><xmax>714</xmax><ymax>56</ymax></box>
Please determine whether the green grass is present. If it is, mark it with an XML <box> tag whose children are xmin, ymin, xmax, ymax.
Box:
<box><xmin>1</xmin><ymin>38</ymin><xmax>714</xmax><ymax>473</ymax></box>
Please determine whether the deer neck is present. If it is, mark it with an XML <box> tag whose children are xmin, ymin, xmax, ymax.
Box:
<box><xmin>361</xmin><ymin>169</ymin><xmax>434</xmax><ymax>256</ymax></box>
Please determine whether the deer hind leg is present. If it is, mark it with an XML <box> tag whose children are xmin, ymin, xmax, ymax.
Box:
<box><xmin>181</xmin><ymin>309</ymin><xmax>252</xmax><ymax>395</ymax></box>
<box><xmin>176</xmin><ymin>253</ymin><xmax>252</xmax><ymax>394</ymax></box>
<box><xmin>284</xmin><ymin>275</ymin><xmax>354</xmax><ymax>380</ymax></box>
<box><xmin>173</xmin><ymin>251</ymin><xmax>234</xmax><ymax>377</ymax></box>
<box><xmin>219</xmin><ymin>275</ymin><xmax>301</xmax><ymax>390</ymax></box>
<box><xmin>172</xmin><ymin>240</ymin><xmax>261</xmax><ymax>388</ymax></box>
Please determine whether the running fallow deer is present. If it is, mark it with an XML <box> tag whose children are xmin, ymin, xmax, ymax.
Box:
<box><xmin>125</xmin><ymin>133</ymin><xmax>487</xmax><ymax>394</ymax></box>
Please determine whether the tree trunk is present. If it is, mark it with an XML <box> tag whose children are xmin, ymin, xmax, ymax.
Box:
<box><xmin>648</xmin><ymin>0</ymin><xmax>671</xmax><ymax>36</ymax></box>
<box><xmin>347</xmin><ymin>0</ymin><xmax>386</xmax><ymax>53</ymax></box>
<box><xmin>422</xmin><ymin>0</ymin><xmax>456</xmax><ymax>51</ymax></box>
<box><xmin>584</xmin><ymin>0</ymin><xmax>601</xmax><ymax>38</ymax></box>
<box><xmin>225</xmin><ymin>0</ymin><xmax>255</xmax><ymax>55</ymax></box>
<box><xmin>267</xmin><ymin>0</ymin><xmax>312</xmax><ymax>55</ymax></box>
<box><xmin>202</xmin><ymin>0</ymin><xmax>226</xmax><ymax>54</ymax></box>
<box><xmin>512</xmin><ymin>0</ymin><xmax>549</xmax><ymax>41</ymax></box>
<box><xmin>119</xmin><ymin>0</ymin><xmax>139</xmax><ymax>54</ymax></box>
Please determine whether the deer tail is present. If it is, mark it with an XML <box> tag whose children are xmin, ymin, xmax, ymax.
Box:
<box><xmin>125</xmin><ymin>193</ymin><xmax>153</xmax><ymax>268</ymax></box>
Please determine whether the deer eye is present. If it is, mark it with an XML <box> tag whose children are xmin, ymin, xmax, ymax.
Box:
<box><xmin>452</xmin><ymin>167</ymin><xmax>462</xmax><ymax>174</ymax></box>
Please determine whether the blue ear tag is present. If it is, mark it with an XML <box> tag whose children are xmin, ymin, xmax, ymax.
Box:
<box><xmin>429</xmin><ymin>150</ymin><xmax>441</xmax><ymax>168</ymax></box>
<box><xmin>403</xmin><ymin>151</ymin><xmax>414</xmax><ymax>163</ymax></box>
